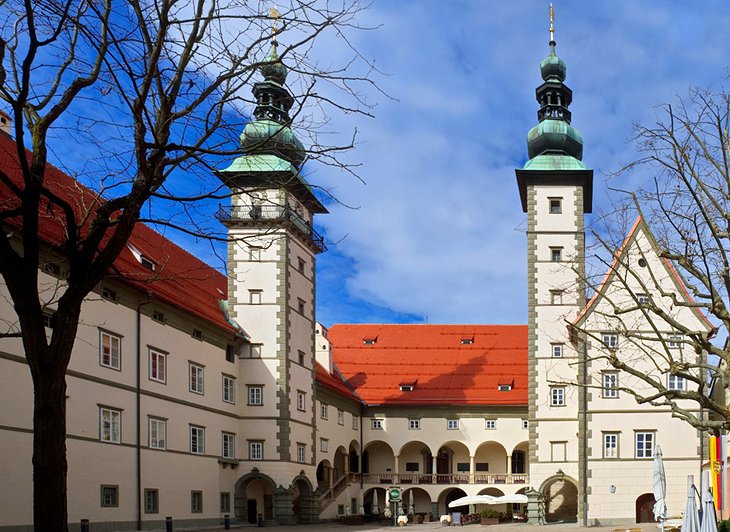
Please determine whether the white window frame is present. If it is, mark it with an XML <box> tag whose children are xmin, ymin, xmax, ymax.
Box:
<box><xmin>602</xmin><ymin>372</ymin><xmax>619</xmax><ymax>398</ymax></box>
<box><xmin>637</xmin><ymin>293</ymin><xmax>650</xmax><ymax>305</ymax></box>
<box><xmin>249</xmin><ymin>441</ymin><xmax>263</xmax><ymax>461</ymax></box>
<box><xmin>222</xmin><ymin>432</ymin><xmax>235</xmax><ymax>459</ymax></box>
<box><xmin>550</xmin><ymin>247</ymin><xmax>563</xmax><ymax>262</ymax></box>
<box><xmin>371</xmin><ymin>418</ymin><xmax>383</xmax><ymax>430</ymax></box>
<box><xmin>297</xmin><ymin>443</ymin><xmax>306</xmax><ymax>463</ymax></box>
<box><xmin>408</xmin><ymin>419</ymin><xmax>421</xmax><ymax>430</ymax></box>
<box><xmin>551</xmin><ymin>343</ymin><xmax>564</xmax><ymax>357</ymax></box>
<box><xmin>635</xmin><ymin>431</ymin><xmax>655</xmax><ymax>459</ymax></box>
<box><xmin>602</xmin><ymin>333</ymin><xmax>618</xmax><ymax>349</ymax></box>
<box><xmin>603</xmin><ymin>433</ymin><xmax>618</xmax><ymax>459</ymax></box>
<box><xmin>485</xmin><ymin>419</ymin><xmax>496</xmax><ymax>430</ymax></box>
<box><xmin>447</xmin><ymin>419</ymin><xmax>459</xmax><ymax>430</ymax></box>
<box><xmin>667</xmin><ymin>374</ymin><xmax>685</xmax><ymax>391</ymax></box>
<box><xmin>100</xmin><ymin>485</ymin><xmax>119</xmax><ymax>507</ymax></box>
<box><xmin>550</xmin><ymin>386</ymin><xmax>565</xmax><ymax>407</ymax></box>
<box><xmin>549</xmin><ymin>197</ymin><xmax>562</xmax><ymax>214</ymax></box>
<box><xmin>297</xmin><ymin>390</ymin><xmax>306</xmax><ymax>411</ymax></box>
<box><xmin>249</xmin><ymin>289</ymin><xmax>262</xmax><ymax>304</ymax></box>
<box><xmin>99</xmin><ymin>330</ymin><xmax>121</xmax><ymax>370</ymax></box>
<box><xmin>191</xmin><ymin>491</ymin><xmax>203</xmax><ymax>513</ymax></box>
<box><xmin>148</xmin><ymin>417</ymin><xmax>166</xmax><ymax>449</ymax></box>
<box><xmin>247</xmin><ymin>385</ymin><xmax>263</xmax><ymax>406</ymax></box>
<box><xmin>190</xmin><ymin>425</ymin><xmax>205</xmax><ymax>455</ymax></box>
<box><xmin>320</xmin><ymin>404</ymin><xmax>328</xmax><ymax>420</ymax></box>
<box><xmin>352</xmin><ymin>416</ymin><xmax>359</xmax><ymax>430</ymax></box>
<box><xmin>148</xmin><ymin>348</ymin><xmax>166</xmax><ymax>383</ymax></box>
<box><xmin>668</xmin><ymin>335</ymin><xmax>682</xmax><ymax>349</ymax></box>
<box><xmin>100</xmin><ymin>407</ymin><xmax>121</xmax><ymax>443</ymax></box>
<box><xmin>550</xmin><ymin>290</ymin><xmax>563</xmax><ymax>304</ymax></box>
<box><xmin>320</xmin><ymin>438</ymin><xmax>329</xmax><ymax>452</ymax></box>
<box><xmin>337</xmin><ymin>410</ymin><xmax>345</xmax><ymax>425</ymax></box>
<box><xmin>189</xmin><ymin>363</ymin><xmax>204</xmax><ymax>394</ymax></box>
<box><xmin>144</xmin><ymin>488</ymin><xmax>159</xmax><ymax>514</ymax></box>
<box><xmin>222</xmin><ymin>375</ymin><xmax>236</xmax><ymax>404</ymax></box>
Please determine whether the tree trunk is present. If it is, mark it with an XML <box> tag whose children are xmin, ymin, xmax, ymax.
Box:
<box><xmin>33</xmin><ymin>367</ymin><xmax>69</xmax><ymax>532</ymax></box>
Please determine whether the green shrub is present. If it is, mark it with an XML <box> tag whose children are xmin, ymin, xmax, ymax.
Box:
<box><xmin>480</xmin><ymin>508</ymin><xmax>500</xmax><ymax>518</ymax></box>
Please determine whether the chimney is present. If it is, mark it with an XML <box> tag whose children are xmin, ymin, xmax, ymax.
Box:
<box><xmin>0</xmin><ymin>110</ymin><xmax>12</xmax><ymax>136</ymax></box>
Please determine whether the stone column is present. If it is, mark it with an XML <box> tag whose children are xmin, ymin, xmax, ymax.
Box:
<box><xmin>507</xmin><ymin>454</ymin><xmax>513</xmax><ymax>481</ymax></box>
<box><xmin>274</xmin><ymin>486</ymin><xmax>295</xmax><ymax>526</ymax></box>
<box><xmin>469</xmin><ymin>455</ymin><xmax>475</xmax><ymax>484</ymax></box>
<box><xmin>393</xmin><ymin>455</ymin><xmax>399</xmax><ymax>483</ymax></box>
<box><xmin>432</xmin><ymin>456</ymin><xmax>437</xmax><ymax>484</ymax></box>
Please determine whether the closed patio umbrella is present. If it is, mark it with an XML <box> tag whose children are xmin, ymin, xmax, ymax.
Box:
<box><xmin>653</xmin><ymin>445</ymin><xmax>668</xmax><ymax>530</ymax></box>
<box><xmin>372</xmin><ymin>489</ymin><xmax>379</xmax><ymax>515</ymax></box>
<box><xmin>682</xmin><ymin>475</ymin><xmax>700</xmax><ymax>532</ymax></box>
<box><xmin>700</xmin><ymin>486</ymin><xmax>718</xmax><ymax>532</ymax></box>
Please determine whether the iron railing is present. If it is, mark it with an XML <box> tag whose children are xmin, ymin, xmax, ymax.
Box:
<box><xmin>358</xmin><ymin>472</ymin><xmax>529</xmax><ymax>485</ymax></box>
<box><xmin>216</xmin><ymin>204</ymin><xmax>326</xmax><ymax>253</ymax></box>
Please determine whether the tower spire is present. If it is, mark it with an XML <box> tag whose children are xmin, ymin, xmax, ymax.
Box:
<box><xmin>549</xmin><ymin>3</ymin><xmax>555</xmax><ymax>44</ymax></box>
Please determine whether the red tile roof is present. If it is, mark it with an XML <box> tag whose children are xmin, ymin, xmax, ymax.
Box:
<box><xmin>328</xmin><ymin>324</ymin><xmax>528</xmax><ymax>406</ymax></box>
<box><xmin>315</xmin><ymin>362</ymin><xmax>363</xmax><ymax>404</ymax></box>
<box><xmin>0</xmin><ymin>133</ymin><xmax>235</xmax><ymax>334</ymax></box>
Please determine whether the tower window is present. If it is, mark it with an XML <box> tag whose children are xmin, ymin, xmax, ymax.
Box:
<box><xmin>550</xmin><ymin>290</ymin><xmax>563</xmax><ymax>305</ymax></box>
<box><xmin>549</xmin><ymin>198</ymin><xmax>562</xmax><ymax>214</ymax></box>
<box><xmin>249</xmin><ymin>290</ymin><xmax>262</xmax><ymax>304</ymax></box>
<box><xmin>550</xmin><ymin>247</ymin><xmax>563</xmax><ymax>262</ymax></box>
<box><xmin>551</xmin><ymin>343</ymin><xmax>564</xmax><ymax>357</ymax></box>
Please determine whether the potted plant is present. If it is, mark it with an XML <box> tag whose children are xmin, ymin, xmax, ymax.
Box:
<box><xmin>480</xmin><ymin>508</ymin><xmax>500</xmax><ymax>525</ymax></box>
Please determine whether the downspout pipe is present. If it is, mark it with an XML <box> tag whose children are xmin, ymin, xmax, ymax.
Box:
<box><xmin>136</xmin><ymin>295</ymin><xmax>152</xmax><ymax>530</ymax></box>
<box><xmin>581</xmin><ymin>338</ymin><xmax>588</xmax><ymax>527</ymax></box>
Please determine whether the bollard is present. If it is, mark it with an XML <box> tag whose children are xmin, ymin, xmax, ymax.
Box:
<box><xmin>80</xmin><ymin>519</ymin><xmax>90</xmax><ymax>532</ymax></box>
<box><xmin>165</xmin><ymin>515</ymin><xmax>173</xmax><ymax>532</ymax></box>
<box><xmin>224</xmin><ymin>514</ymin><xmax>230</xmax><ymax>530</ymax></box>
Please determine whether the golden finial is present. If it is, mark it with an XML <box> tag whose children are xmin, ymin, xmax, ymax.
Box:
<box><xmin>549</xmin><ymin>3</ymin><xmax>555</xmax><ymax>43</ymax></box>
<box><xmin>269</xmin><ymin>6</ymin><xmax>281</xmax><ymax>46</ymax></box>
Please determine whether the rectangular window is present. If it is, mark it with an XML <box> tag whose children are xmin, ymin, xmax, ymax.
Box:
<box><xmin>405</xmin><ymin>462</ymin><xmax>419</xmax><ymax>472</ymax></box>
<box><xmin>551</xmin><ymin>343</ymin><xmax>564</xmax><ymax>357</ymax></box>
<box><xmin>668</xmin><ymin>335</ymin><xmax>682</xmax><ymax>349</ymax></box>
<box><xmin>550</xmin><ymin>290</ymin><xmax>563</xmax><ymax>304</ymax></box>
<box><xmin>148</xmin><ymin>417</ymin><xmax>166</xmax><ymax>449</ymax></box>
<box><xmin>485</xmin><ymin>419</ymin><xmax>496</xmax><ymax>430</ymax></box>
<box><xmin>551</xmin><ymin>442</ymin><xmax>567</xmax><ymax>462</ymax></box>
<box><xmin>99</xmin><ymin>407</ymin><xmax>121</xmax><ymax>443</ymax></box>
<box><xmin>320</xmin><ymin>404</ymin><xmax>328</xmax><ymax>419</ymax></box>
<box><xmin>297</xmin><ymin>257</ymin><xmax>305</xmax><ymax>273</ymax></box>
<box><xmin>151</xmin><ymin>310</ymin><xmax>165</xmax><ymax>323</ymax></box>
<box><xmin>144</xmin><ymin>489</ymin><xmax>159</xmax><ymax>514</ymax></box>
<box><xmin>43</xmin><ymin>312</ymin><xmax>55</xmax><ymax>329</ymax></box>
<box><xmin>637</xmin><ymin>294</ymin><xmax>650</xmax><ymax>306</ymax></box>
<box><xmin>602</xmin><ymin>372</ymin><xmax>619</xmax><ymax>398</ymax></box>
<box><xmin>456</xmin><ymin>462</ymin><xmax>470</xmax><ymax>472</ymax></box>
<box><xmin>408</xmin><ymin>419</ymin><xmax>421</xmax><ymax>430</ymax></box>
<box><xmin>635</xmin><ymin>432</ymin><xmax>655</xmax><ymax>459</ymax></box>
<box><xmin>222</xmin><ymin>432</ymin><xmax>235</xmax><ymax>459</ymax></box>
<box><xmin>352</xmin><ymin>416</ymin><xmax>359</xmax><ymax>430</ymax></box>
<box><xmin>447</xmin><ymin>419</ymin><xmax>459</xmax><ymax>430</ymax></box>
<box><xmin>298</xmin><ymin>350</ymin><xmax>305</xmax><ymax>365</ymax></box>
<box><xmin>249</xmin><ymin>290</ymin><xmax>262</xmax><ymax>304</ymax></box>
<box><xmin>189</xmin><ymin>363</ymin><xmax>204</xmax><ymax>394</ymax></box>
<box><xmin>191</xmin><ymin>491</ymin><xmax>203</xmax><ymax>513</ymax></box>
<box><xmin>603</xmin><ymin>433</ymin><xmax>618</xmax><ymax>459</ymax></box>
<box><xmin>602</xmin><ymin>333</ymin><xmax>618</xmax><ymax>349</ymax></box>
<box><xmin>320</xmin><ymin>438</ymin><xmax>329</xmax><ymax>452</ymax></box>
<box><xmin>498</xmin><ymin>384</ymin><xmax>512</xmax><ymax>391</ymax></box>
<box><xmin>550</xmin><ymin>387</ymin><xmax>565</xmax><ymax>406</ymax></box>
<box><xmin>297</xmin><ymin>298</ymin><xmax>305</xmax><ymax>314</ymax></box>
<box><xmin>249</xmin><ymin>246</ymin><xmax>262</xmax><ymax>261</ymax></box>
<box><xmin>148</xmin><ymin>348</ymin><xmax>167</xmax><ymax>383</ymax></box>
<box><xmin>101</xmin><ymin>287</ymin><xmax>117</xmax><ymax>301</ymax></box>
<box><xmin>337</xmin><ymin>410</ymin><xmax>345</xmax><ymax>425</ymax></box>
<box><xmin>247</xmin><ymin>385</ymin><xmax>263</xmax><ymax>406</ymax></box>
<box><xmin>220</xmin><ymin>492</ymin><xmax>231</xmax><ymax>513</ymax></box>
<box><xmin>250</xmin><ymin>344</ymin><xmax>263</xmax><ymax>358</ymax></box>
<box><xmin>297</xmin><ymin>390</ymin><xmax>306</xmax><ymax>411</ymax></box>
<box><xmin>192</xmin><ymin>328</ymin><xmax>203</xmax><ymax>340</ymax></box>
<box><xmin>99</xmin><ymin>330</ymin><xmax>121</xmax><ymax>370</ymax></box>
<box><xmin>475</xmin><ymin>463</ymin><xmax>489</xmax><ymax>472</ymax></box>
<box><xmin>297</xmin><ymin>443</ymin><xmax>306</xmax><ymax>463</ymax></box>
<box><xmin>549</xmin><ymin>198</ymin><xmax>562</xmax><ymax>214</ymax></box>
<box><xmin>225</xmin><ymin>345</ymin><xmax>236</xmax><ymax>363</ymax></box>
<box><xmin>371</xmin><ymin>418</ymin><xmax>383</xmax><ymax>430</ymax></box>
<box><xmin>668</xmin><ymin>374</ymin><xmax>685</xmax><ymax>390</ymax></box>
<box><xmin>522</xmin><ymin>419</ymin><xmax>529</xmax><ymax>429</ymax></box>
<box><xmin>222</xmin><ymin>375</ymin><xmax>236</xmax><ymax>404</ymax></box>
<box><xmin>550</xmin><ymin>247</ymin><xmax>563</xmax><ymax>262</ymax></box>
<box><xmin>249</xmin><ymin>441</ymin><xmax>263</xmax><ymax>460</ymax></box>
<box><xmin>100</xmin><ymin>485</ymin><xmax>119</xmax><ymax>508</ymax></box>
<box><xmin>190</xmin><ymin>426</ymin><xmax>205</xmax><ymax>455</ymax></box>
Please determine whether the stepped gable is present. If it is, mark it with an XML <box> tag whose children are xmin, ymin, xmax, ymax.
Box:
<box><xmin>0</xmin><ymin>133</ymin><xmax>233</xmax><ymax>333</ymax></box>
<box><xmin>328</xmin><ymin>324</ymin><xmax>528</xmax><ymax>406</ymax></box>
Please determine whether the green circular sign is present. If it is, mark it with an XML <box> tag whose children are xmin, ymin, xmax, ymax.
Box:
<box><xmin>389</xmin><ymin>487</ymin><xmax>401</xmax><ymax>501</ymax></box>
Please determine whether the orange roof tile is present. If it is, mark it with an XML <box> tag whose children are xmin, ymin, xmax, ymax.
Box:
<box><xmin>0</xmin><ymin>133</ymin><xmax>235</xmax><ymax>334</ymax></box>
<box><xmin>315</xmin><ymin>362</ymin><xmax>363</xmax><ymax>404</ymax></box>
<box><xmin>328</xmin><ymin>324</ymin><xmax>527</xmax><ymax>406</ymax></box>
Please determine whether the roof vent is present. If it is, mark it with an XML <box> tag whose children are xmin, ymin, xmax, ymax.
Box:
<box><xmin>399</xmin><ymin>380</ymin><xmax>417</xmax><ymax>392</ymax></box>
<box><xmin>460</xmin><ymin>337</ymin><xmax>474</xmax><ymax>345</ymax></box>
<box><xmin>498</xmin><ymin>379</ymin><xmax>514</xmax><ymax>391</ymax></box>
<box><xmin>363</xmin><ymin>337</ymin><xmax>377</xmax><ymax>345</ymax></box>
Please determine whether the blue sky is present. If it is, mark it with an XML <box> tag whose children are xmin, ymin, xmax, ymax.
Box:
<box><xmin>303</xmin><ymin>0</ymin><xmax>730</xmax><ymax>326</ymax></box>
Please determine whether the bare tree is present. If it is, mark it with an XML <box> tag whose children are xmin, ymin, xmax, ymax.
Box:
<box><xmin>0</xmin><ymin>1</ymin><xmax>376</xmax><ymax>530</ymax></box>
<box><xmin>571</xmin><ymin>88</ymin><xmax>730</xmax><ymax>433</ymax></box>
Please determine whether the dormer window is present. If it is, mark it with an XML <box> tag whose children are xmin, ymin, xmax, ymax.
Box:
<box><xmin>399</xmin><ymin>380</ymin><xmax>417</xmax><ymax>392</ymax></box>
<box><xmin>460</xmin><ymin>337</ymin><xmax>474</xmax><ymax>345</ymax></box>
<box><xmin>151</xmin><ymin>310</ymin><xmax>165</xmax><ymax>323</ymax></box>
<box><xmin>128</xmin><ymin>244</ymin><xmax>156</xmax><ymax>271</ymax></box>
<box><xmin>498</xmin><ymin>384</ymin><xmax>512</xmax><ymax>392</ymax></box>
<box><xmin>362</xmin><ymin>337</ymin><xmax>377</xmax><ymax>345</ymax></box>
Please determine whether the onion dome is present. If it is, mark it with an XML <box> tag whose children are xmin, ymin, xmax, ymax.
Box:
<box><xmin>524</xmin><ymin>40</ymin><xmax>585</xmax><ymax>166</ymax></box>
<box><xmin>238</xmin><ymin>42</ymin><xmax>305</xmax><ymax>167</ymax></box>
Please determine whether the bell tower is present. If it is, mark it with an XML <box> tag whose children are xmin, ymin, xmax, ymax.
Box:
<box><xmin>515</xmin><ymin>6</ymin><xmax>593</xmax><ymax>520</ymax></box>
<box><xmin>216</xmin><ymin>18</ymin><xmax>327</xmax><ymax>522</ymax></box>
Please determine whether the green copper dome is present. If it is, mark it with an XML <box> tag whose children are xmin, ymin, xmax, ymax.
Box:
<box><xmin>540</xmin><ymin>46</ymin><xmax>566</xmax><ymax>82</ymax></box>
<box><xmin>527</xmin><ymin>119</ymin><xmax>583</xmax><ymax>160</ymax></box>
<box><xmin>240</xmin><ymin>119</ymin><xmax>305</xmax><ymax>167</ymax></box>
<box><xmin>260</xmin><ymin>43</ymin><xmax>287</xmax><ymax>85</ymax></box>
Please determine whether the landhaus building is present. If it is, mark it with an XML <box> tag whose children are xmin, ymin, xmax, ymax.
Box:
<box><xmin>0</xmin><ymin>31</ymin><xmax>709</xmax><ymax>531</ymax></box>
